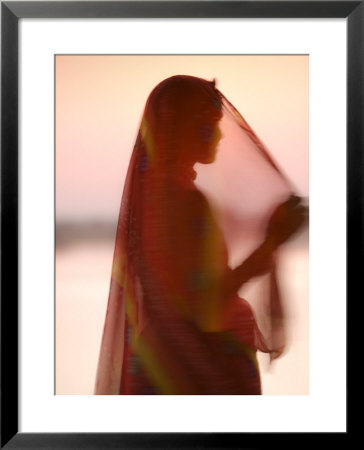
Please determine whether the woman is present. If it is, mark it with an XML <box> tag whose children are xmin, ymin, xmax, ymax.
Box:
<box><xmin>95</xmin><ymin>75</ymin><xmax>306</xmax><ymax>395</ymax></box>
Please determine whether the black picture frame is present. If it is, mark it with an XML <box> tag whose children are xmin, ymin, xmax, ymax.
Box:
<box><xmin>1</xmin><ymin>1</ymin><xmax>357</xmax><ymax>448</ymax></box>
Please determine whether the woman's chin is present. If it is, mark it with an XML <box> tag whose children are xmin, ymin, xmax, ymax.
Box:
<box><xmin>198</xmin><ymin>149</ymin><xmax>217</xmax><ymax>164</ymax></box>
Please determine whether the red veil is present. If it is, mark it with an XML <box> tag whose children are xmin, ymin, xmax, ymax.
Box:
<box><xmin>95</xmin><ymin>75</ymin><xmax>298</xmax><ymax>395</ymax></box>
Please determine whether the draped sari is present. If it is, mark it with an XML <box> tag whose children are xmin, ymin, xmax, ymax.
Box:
<box><xmin>95</xmin><ymin>75</ymin><xmax>299</xmax><ymax>395</ymax></box>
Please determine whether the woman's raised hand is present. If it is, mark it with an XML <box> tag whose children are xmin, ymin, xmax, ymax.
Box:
<box><xmin>266</xmin><ymin>194</ymin><xmax>308</xmax><ymax>247</ymax></box>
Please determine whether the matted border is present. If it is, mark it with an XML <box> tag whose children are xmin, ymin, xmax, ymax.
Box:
<box><xmin>1</xmin><ymin>1</ymin><xmax>358</xmax><ymax>447</ymax></box>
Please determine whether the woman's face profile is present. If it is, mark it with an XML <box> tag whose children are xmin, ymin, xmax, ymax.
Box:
<box><xmin>146</xmin><ymin>78</ymin><xmax>223</xmax><ymax>168</ymax></box>
<box><xmin>195</xmin><ymin>121</ymin><xmax>222</xmax><ymax>164</ymax></box>
<box><xmin>189</xmin><ymin>99</ymin><xmax>223</xmax><ymax>165</ymax></box>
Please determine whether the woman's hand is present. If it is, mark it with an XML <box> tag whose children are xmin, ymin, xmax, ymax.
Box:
<box><xmin>227</xmin><ymin>195</ymin><xmax>308</xmax><ymax>295</ymax></box>
<box><xmin>266</xmin><ymin>194</ymin><xmax>308</xmax><ymax>247</ymax></box>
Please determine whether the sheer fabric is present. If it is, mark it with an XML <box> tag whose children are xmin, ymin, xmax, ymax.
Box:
<box><xmin>95</xmin><ymin>75</ymin><xmax>295</xmax><ymax>395</ymax></box>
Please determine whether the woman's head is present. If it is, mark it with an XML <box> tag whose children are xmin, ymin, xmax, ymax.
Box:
<box><xmin>141</xmin><ymin>75</ymin><xmax>223</xmax><ymax>168</ymax></box>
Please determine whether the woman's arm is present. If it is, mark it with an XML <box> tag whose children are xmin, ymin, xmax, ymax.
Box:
<box><xmin>223</xmin><ymin>236</ymin><xmax>276</xmax><ymax>299</ymax></box>
<box><xmin>168</xmin><ymin>191</ymin><xmax>306</xmax><ymax>329</ymax></box>
<box><xmin>223</xmin><ymin>195</ymin><xmax>307</xmax><ymax>299</ymax></box>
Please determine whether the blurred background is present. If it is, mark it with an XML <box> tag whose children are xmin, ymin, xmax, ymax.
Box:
<box><xmin>56</xmin><ymin>55</ymin><xmax>308</xmax><ymax>395</ymax></box>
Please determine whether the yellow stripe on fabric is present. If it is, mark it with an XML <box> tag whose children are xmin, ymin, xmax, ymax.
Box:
<box><xmin>140</xmin><ymin>118</ymin><xmax>155</xmax><ymax>161</ymax></box>
<box><xmin>198</xmin><ymin>221</ymin><xmax>225</xmax><ymax>331</ymax></box>
<box><xmin>134</xmin><ymin>337</ymin><xmax>179</xmax><ymax>395</ymax></box>
<box><xmin>111</xmin><ymin>255</ymin><xmax>126</xmax><ymax>286</ymax></box>
<box><xmin>125</xmin><ymin>295</ymin><xmax>137</xmax><ymax>328</ymax></box>
<box><xmin>110</xmin><ymin>264</ymin><xmax>138</xmax><ymax>328</ymax></box>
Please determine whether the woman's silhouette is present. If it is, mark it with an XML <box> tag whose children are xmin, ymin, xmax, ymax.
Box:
<box><xmin>95</xmin><ymin>75</ymin><xmax>306</xmax><ymax>395</ymax></box>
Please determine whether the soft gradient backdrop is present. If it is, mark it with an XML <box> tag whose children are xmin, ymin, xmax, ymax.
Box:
<box><xmin>56</xmin><ymin>55</ymin><xmax>309</xmax><ymax>395</ymax></box>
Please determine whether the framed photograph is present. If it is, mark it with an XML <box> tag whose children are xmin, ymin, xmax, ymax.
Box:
<box><xmin>1</xmin><ymin>1</ymin><xmax>356</xmax><ymax>448</ymax></box>
<box><xmin>55</xmin><ymin>53</ymin><xmax>310</xmax><ymax>398</ymax></box>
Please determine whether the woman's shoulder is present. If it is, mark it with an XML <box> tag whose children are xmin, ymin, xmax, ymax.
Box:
<box><xmin>168</xmin><ymin>187</ymin><xmax>219</xmax><ymax>233</ymax></box>
<box><xmin>180</xmin><ymin>189</ymin><xmax>222</xmax><ymax>234</ymax></box>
